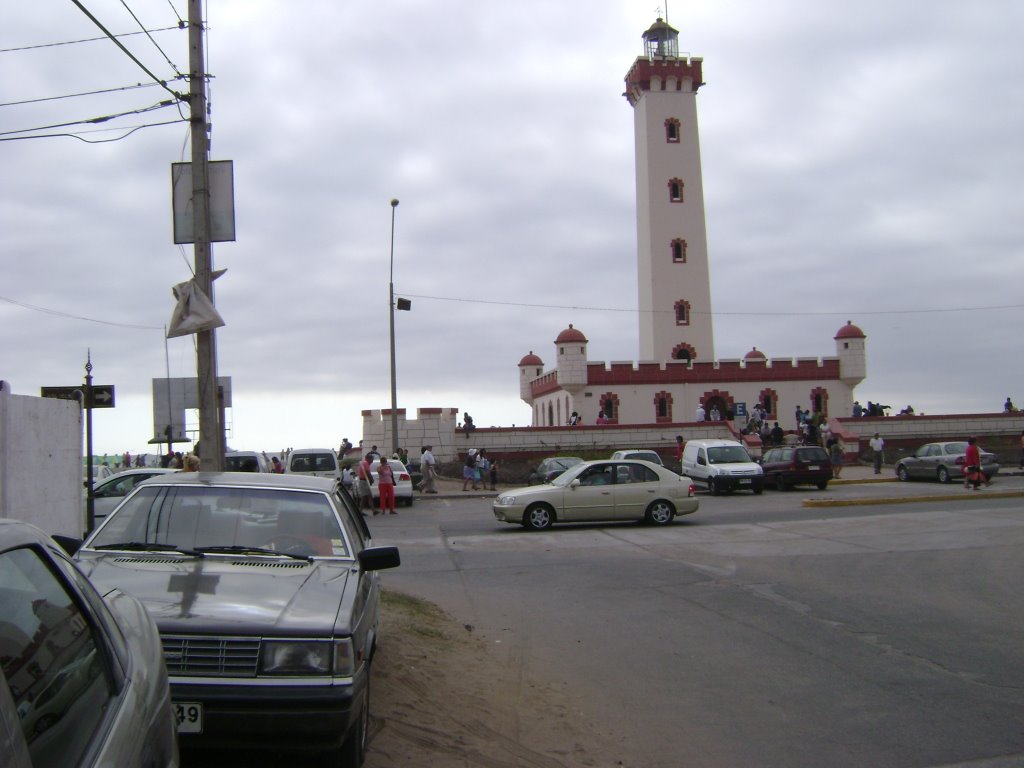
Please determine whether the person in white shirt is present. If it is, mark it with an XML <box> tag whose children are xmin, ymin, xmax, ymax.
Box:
<box><xmin>418</xmin><ymin>446</ymin><xmax>437</xmax><ymax>493</ymax></box>
<box><xmin>695</xmin><ymin>404</ymin><xmax>706</xmax><ymax>422</ymax></box>
<box><xmin>869</xmin><ymin>433</ymin><xmax>885</xmax><ymax>474</ymax></box>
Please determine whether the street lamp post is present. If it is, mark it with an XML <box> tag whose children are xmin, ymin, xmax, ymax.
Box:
<box><xmin>388</xmin><ymin>199</ymin><xmax>400</xmax><ymax>458</ymax></box>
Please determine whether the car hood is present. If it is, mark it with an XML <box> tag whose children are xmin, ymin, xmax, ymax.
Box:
<box><xmin>76</xmin><ymin>553</ymin><xmax>352</xmax><ymax>635</ymax></box>
<box><xmin>498</xmin><ymin>484</ymin><xmax>566</xmax><ymax>500</ymax></box>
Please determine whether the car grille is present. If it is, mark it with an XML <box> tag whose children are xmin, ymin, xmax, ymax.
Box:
<box><xmin>162</xmin><ymin>635</ymin><xmax>261</xmax><ymax>677</ymax></box>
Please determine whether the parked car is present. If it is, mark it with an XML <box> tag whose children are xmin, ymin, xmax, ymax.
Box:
<box><xmin>760</xmin><ymin>446</ymin><xmax>832</xmax><ymax>490</ymax></box>
<box><xmin>681</xmin><ymin>439</ymin><xmax>764</xmax><ymax>495</ymax></box>
<box><xmin>609</xmin><ymin>449</ymin><xmax>664</xmax><ymax>466</ymax></box>
<box><xmin>71</xmin><ymin>472</ymin><xmax>401</xmax><ymax>765</ymax></box>
<box><xmin>82</xmin><ymin>463</ymin><xmax>115</xmax><ymax>489</ymax></box>
<box><xmin>88</xmin><ymin>468</ymin><xmax>176</xmax><ymax>522</ymax></box>
<box><xmin>369</xmin><ymin>458</ymin><xmax>415</xmax><ymax>507</ymax></box>
<box><xmin>494</xmin><ymin>459</ymin><xmax>698</xmax><ymax>530</ymax></box>
<box><xmin>286</xmin><ymin>448</ymin><xmax>342</xmax><ymax>482</ymax></box>
<box><xmin>895</xmin><ymin>441</ymin><xmax>1000</xmax><ymax>484</ymax></box>
<box><xmin>224</xmin><ymin>450</ymin><xmax>270</xmax><ymax>473</ymax></box>
<box><xmin>528</xmin><ymin>456</ymin><xmax>584</xmax><ymax>485</ymax></box>
<box><xmin>0</xmin><ymin>519</ymin><xmax>178</xmax><ymax>768</ymax></box>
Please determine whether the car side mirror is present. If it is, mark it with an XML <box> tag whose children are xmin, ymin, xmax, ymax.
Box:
<box><xmin>358</xmin><ymin>545</ymin><xmax>401</xmax><ymax>571</ymax></box>
<box><xmin>569</xmin><ymin>479</ymin><xmax>581</xmax><ymax>489</ymax></box>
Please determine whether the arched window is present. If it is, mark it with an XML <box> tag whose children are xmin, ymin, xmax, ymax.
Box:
<box><xmin>674</xmin><ymin>300</ymin><xmax>691</xmax><ymax>326</ymax></box>
<box><xmin>668</xmin><ymin>178</ymin><xmax>684</xmax><ymax>203</ymax></box>
<box><xmin>671</xmin><ymin>238</ymin><xmax>687</xmax><ymax>263</ymax></box>
<box><xmin>665</xmin><ymin>118</ymin><xmax>680</xmax><ymax>143</ymax></box>
<box><xmin>653</xmin><ymin>390</ymin><xmax>673</xmax><ymax>423</ymax></box>
<box><xmin>672</xmin><ymin>342</ymin><xmax>696</xmax><ymax>361</ymax></box>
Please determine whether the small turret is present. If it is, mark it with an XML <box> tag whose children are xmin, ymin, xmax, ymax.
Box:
<box><xmin>834</xmin><ymin>321</ymin><xmax>867</xmax><ymax>386</ymax></box>
<box><xmin>518</xmin><ymin>351</ymin><xmax>544</xmax><ymax>405</ymax></box>
<box><xmin>555</xmin><ymin>324</ymin><xmax>588</xmax><ymax>395</ymax></box>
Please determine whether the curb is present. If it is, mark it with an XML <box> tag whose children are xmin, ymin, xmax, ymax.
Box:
<box><xmin>803</xmin><ymin>489</ymin><xmax>1024</xmax><ymax>508</ymax></box>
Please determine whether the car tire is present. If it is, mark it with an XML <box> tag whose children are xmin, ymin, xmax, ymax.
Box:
<box><xmin>338</xmin><ymin>674</ymin><xmax>369</xmax><ymax>767</ymax></box>
<box><xmin>523</xmin><ymin>503</ymin><xmax>555</xmax><ymax>531</ymax></box>
<box><xmin>816</xmin><ymin>480</ymin><xmax>828</xmax><ymax>490</ymax></box>
<box><xmin>753</xmin><ymin>483</ymin><xmax>763</xmax><ymax>495</ymax></box>
<box><xmin>897</xmin><ymin>465</ymin><xmax>910</xmax><ymax>482</ymax></box>
<box><xmin>644</xmin><ymin>500</ymin><xmax>675</xmax><ymax>525</ymax></box>
<box><xmin>777</xmin><ymin>475</ymin><xmax>790</xmax><ymax>491</ymax></box>
<box><xmin>937</xmin><ymin>466</ymin><xmax>951</xmax><ymax>484</ymax></box>
<box><xmin>708</xmin><ymin>478</ymin><xmax>719</xmax><ymax>496</ymax></box>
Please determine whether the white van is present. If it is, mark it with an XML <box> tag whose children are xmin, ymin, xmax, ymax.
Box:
<box><xmin>681</xmin><ymin>439</ymin><xmax>763</xmax><ymax>495</ymax></box>
<box><xmin>285</xmin><ymin>448</ymin><xmax>341</xmax><ymax>482</ymax></box>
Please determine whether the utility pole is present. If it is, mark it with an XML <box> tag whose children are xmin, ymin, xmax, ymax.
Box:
<box><xmin>187</xmin><ymin>0</ymin><xmax>223</xmax><ymax>470</ymax></box>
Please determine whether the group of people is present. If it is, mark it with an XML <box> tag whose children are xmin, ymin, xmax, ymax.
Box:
<box><xmin>462</xmin><ymin>448</ymin><xmax>497</xmax><ymax>491</ymax></box>
<box><xmin>349</xmin><ymin>446</ymin><xmax>399</xmax><ymax>516</ymax></box>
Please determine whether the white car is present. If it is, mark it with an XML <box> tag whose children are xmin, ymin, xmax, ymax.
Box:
<box><xmin>494</xmin><ymin>459</ymin><xmax>698</xmax><ymax>530</ymax></box>
<box><xmin>370</xmin><ymin>459</ymin><xmax>415</xmax><ymax>507</ymax></box>
<box><xmin>88</xmin><ymin>468</ymin><xmax>177</xmax><ymax>523</ymax></box>
<box><xmin>286</xmin><ymin>448</ymin><xmax>341</xmax><ymax>482</ymax></box>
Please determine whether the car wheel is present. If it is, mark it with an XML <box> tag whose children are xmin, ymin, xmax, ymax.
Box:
<box><xmin>777</xmin><ymin>475</ymin><xmax>790</xmax><ymax>491</ymax></box>
<box><xmin>816</xmin><ymin>480</ymin><xmax>828</xmax><ymax>490</ymax></box>
<box><xmin>523</xmin><ymin>503</ymin><xmax>555</xmax><ymax>531</ymax></box>
<box><xmin>708</xmin><ymin>478</ymin><xmax>719</xmax><ymax>496</ymax></box>
<box><xmin>753</xmin><ymin>483</ymin><xmax>763</xmax><ymax>495</ymax></box>
<box><xmin>937</xmin><ymin>466</ymin><xmax>951</xmax><ymax>484</ymax></box>
<box><xmin>644</xmin><ymin>500</ymin><xmax>675</xmax><ymax>525</ymax></box>
<box><xmin>338</xmin><ymin>673</ymin><xmax>369</xmax><ymax>767</ymax></box>
<box><xmin>897</xmin><ymin>465</ymin><xmax>910</xmax><ymax>482</ymax></box>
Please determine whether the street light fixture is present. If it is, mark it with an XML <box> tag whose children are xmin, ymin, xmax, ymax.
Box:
<box><xmin>388</xmin><ymin>199</ymin><xmax>400</xmax><ymax>457</ymax></box>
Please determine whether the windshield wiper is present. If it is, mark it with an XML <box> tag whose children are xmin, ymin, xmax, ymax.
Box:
<box><xmin>91</xmin><ymin>542</ymin><xmax>204</xmax><ymax>557</ymax></box>
<box><xmin>195</xmin><ymin>545</ymin><xmax>312</xmax><ymax>562</ymax></box>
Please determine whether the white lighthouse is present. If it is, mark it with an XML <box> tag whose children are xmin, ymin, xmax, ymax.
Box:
<box><xmin>624</xmin><ymin>18</ymin><xmax>714</xmax><ymax>363</ymax></box>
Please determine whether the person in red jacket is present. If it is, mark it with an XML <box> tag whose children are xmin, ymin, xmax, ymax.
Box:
<box><xmin>963</xmin><ymin>436</ymin><xmax>983</xmax><ymax>490</ymax></box>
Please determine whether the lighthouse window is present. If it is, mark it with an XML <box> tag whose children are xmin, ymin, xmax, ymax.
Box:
<box><xmin>665</xmin><ymin>118</ymin><xmax>680</xmax><ymax>143</ymax></box>
<box><xmin>671</xmin><ymin>239</ymin><xmax>687</xmax><ymax>263</ymax></box>
<box><xmin>674</xmin><ymin>300</ymin><xmax>690</xmax><ymax>326</ymax></box>
<box><xmin>669</xmin><ymin>179</ymin><xmax>683</xmax><ymax>202</ymax></box>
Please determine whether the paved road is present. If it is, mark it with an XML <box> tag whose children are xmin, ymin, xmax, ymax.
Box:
<box><xmin>373</xmin><ymin>477</ymin><xmax>1024</xmax><ymax>768</ymax></box>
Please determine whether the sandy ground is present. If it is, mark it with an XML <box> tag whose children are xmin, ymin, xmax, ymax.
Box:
<box><xmin>366</xmin><ymin>590</ymin><xmax>628</xmax><ymax>768</ymax></box>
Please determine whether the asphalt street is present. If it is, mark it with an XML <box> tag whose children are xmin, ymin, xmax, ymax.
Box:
<box><xmin>372</xmin><ymin>473</ymin><xmax>1024</xmax><ymax>768</ymax></box>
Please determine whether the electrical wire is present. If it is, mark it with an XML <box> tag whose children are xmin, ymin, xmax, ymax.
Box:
<box><xmin>0</xmin><ymin>81</ymin><xmax>165</xmax><ymax>109</ymax></box>
<box><xmin>0</xmin><ymin>294</ymin><xmax>163</xmax><ymax>330</ymax></box>
<box><xmin>0</xmin><ymin>26</ymin><xmax>179</xmax><ymax>54</ymax></box>
<box><xmin>0</xmin><ymin>99</ymin><xmax>179</xmax><ymax>138</ymax></box>
<box><xmin>0</xmin><ymin>118</ymin><xmax>187</xmax><ymax>143</ymax></box>
<box><xmin>118</xmin><ymin>0</ymin><xmax>182</xmax><ymax>77</ymax></box>
<box><xmin>399</xmin><ymin>293</ymin><xmax>1024</xmax><ymax>318</ymax></box>
<box><xmin>69</xmin><ymin>0</ymin><xmax>183</xmax><ymax>102</ymax></box>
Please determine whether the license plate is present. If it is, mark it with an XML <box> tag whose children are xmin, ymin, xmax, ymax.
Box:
<box><xmin>175</xmin><ymin>702</ymin><xmax>203</xmax><ymax>733</ymax></box>
<box><xmin>739</xmin><ymin>479</ymin><xmax>751</xmax><ymax>485</ymax></box>
<box><xmin>808</xmin><ymin>465</ymin><xmax>820</xmax><ymax>470</ymax></box>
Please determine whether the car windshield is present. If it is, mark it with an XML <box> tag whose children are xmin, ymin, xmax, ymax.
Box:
<box><xmin>551</xmin><ymin>463</ymin><xmax>591</xmax><ymax>487</ymax></box>
<box><xmin>290</xmin><ymin>453</ymin><xmax>336</xmax><ymax>472</ymax></box>
<box><xmin>707</xmin><ymin>446</ymin><xmax>751</xmax><ymax>463</ymax></box>
<box><xmin>795</xmin><ymin>448</ymin><xmax>828</xmax><ymax>462</ymax></box>
<box><xmin>87</xmin><ymin>485</ymin><xmax>349</xmax><ymax>558</ymax></box>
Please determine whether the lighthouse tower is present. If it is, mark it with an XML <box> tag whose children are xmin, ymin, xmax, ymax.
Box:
<box><xmin>624</xmin><ymin>18</ymin><xmax>714</xmax><ymax>363</ymax></box>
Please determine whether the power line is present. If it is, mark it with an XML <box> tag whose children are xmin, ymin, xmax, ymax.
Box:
<box><xmin>0</xmin><ymin>81</ymin><xmax>163</xmax><ymax>108</ymax></box>
<box><xmin>69</xmin><ymin>0</ymin><xmax>183</xmax><ymax>102</ymax></box>
<box><xmin>0</xmin><ymin>118</ymin><xmax>187</xmax><ymax>143</ymax></box>
<box><xmin>0</xmin><ymin>26</ymin><xmax>180</xmax><ymax>54</ymax></box>
<box><xmin>0</xmin><ymin>294</ymin><xmax>163</xmax><ymax>330</ymax></box>
<box><xmin>118</xmin><ymin>0</ymin><xmax>182</xmax><ymax>77</ymax></box>
<box><xmin>0</xmin><ymin>99</ymin><xmax>179</xmax><ymax>138</ymax></box>
<box><xmin>400</xmin><ymin>292</ymin><xmax>1024</xmax><ymax>318</ymax></box>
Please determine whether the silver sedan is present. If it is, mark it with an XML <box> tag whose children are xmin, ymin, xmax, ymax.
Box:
<box><xmin>895</xmin><ymin>441</ymin><xmax>999</xmax><ymax>483</ymax></box>
<box><xmin>493</xmin><ymin>459</ymin><xmax>698</xmax><ymax>530</ymax></box>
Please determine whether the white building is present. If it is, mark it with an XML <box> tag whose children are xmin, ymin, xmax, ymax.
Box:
<box><xmin>519</xmin><ymin>18</ymin><xmax>867</xmax><ymax>431</ymax></box>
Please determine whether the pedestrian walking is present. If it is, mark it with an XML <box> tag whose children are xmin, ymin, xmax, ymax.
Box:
<box><xmin>356</xmin><ymin>454</ymin><xmax>375</xmax><ymax>514</ymax></box>
<box><xmin>828</xmin><ymin>438</ymin><xmax>844</xmax><ymax>478</ymax></box>
<box><xmin>964</xmin><ymin>436</ymin><xmax>984</xmax><ymax>490</ymax></box>
<box><xmin>463</xmin><ymin>449</ymin><xmax>479</xmax><ymax>491</ymax></box>
<box><xmin>417</xmin><ymin>446</ymin><xmax>437</xmax><ymax>493</ymax></box>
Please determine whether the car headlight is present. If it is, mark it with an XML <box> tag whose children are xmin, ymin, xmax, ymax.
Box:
<box><xmin>495</xmin><ymin>495</ymin><xmax>516</xmax><ymax>506</ymax></box>
<box><xmin>260</xmin><ymin>639</ymin><xmax>354</xmax><ymax>676</ymax></box>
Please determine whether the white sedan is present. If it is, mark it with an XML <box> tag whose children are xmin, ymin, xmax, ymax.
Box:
<box><xmin>494</xmin><ymin>459</ymin><xmax>698</xmax><ymax>530</ymax></box>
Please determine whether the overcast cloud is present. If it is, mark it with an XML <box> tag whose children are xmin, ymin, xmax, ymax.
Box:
<box><xmin>3</xmin><ymin>0</ymin><xmax>1022</xmax><ymax>456</ymax></box>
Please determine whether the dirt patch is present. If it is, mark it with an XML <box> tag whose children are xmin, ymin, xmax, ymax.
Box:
<box><xmin>367</xmin><ymin>590</ymin><xmax>627</xmax><ymax>768</ymax></box>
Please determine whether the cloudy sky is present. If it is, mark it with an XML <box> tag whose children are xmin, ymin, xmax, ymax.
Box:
<box><xmin>3</xmin><ymin>0</ymin><xmax>1022</xmax><ymax>456</ymax></box>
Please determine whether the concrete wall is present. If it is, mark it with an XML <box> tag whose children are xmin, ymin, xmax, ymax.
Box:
<box><xmin>0</xmin><ymin>386</ymin><xmax>83</xmax><ymax>536</ymax></box>
<box><xmin>364</xmin><ymin>405</ymin><xmax>1024</xmax><ymax>481</ymax></box>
